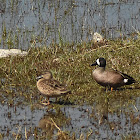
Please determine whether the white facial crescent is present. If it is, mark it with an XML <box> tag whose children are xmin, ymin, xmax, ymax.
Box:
<box><xmin>96</xmin><ymin>58</ymin><xmax>100</xmax><ymax>66</ymax></box>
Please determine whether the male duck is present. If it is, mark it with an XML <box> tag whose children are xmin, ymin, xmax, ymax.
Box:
<box><xmin>91</xmin><ymin>58</ymin><xmax>135</xmax><ymax>91</ymax></box>
<box><xmin>37</xmin><ymin>71</ymin><xmax>71</xmax><ymax>105</ymax></box>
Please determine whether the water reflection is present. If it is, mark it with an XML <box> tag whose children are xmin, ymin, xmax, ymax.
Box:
<box><xmin>0</xmin><ymin>95</ymin><xmax>139</xmax><ymax>139</ymax></box>
<box><xmin>38</xmin><ymin>110</ymin><xmax>69</xmax><ymax>139</ymax></box>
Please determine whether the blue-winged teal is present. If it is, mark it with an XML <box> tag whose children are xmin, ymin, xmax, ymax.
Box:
<box><xmin>37</xmin><ymin>71</ymin><xmax>71</xmax><ymax>105</ymax></box>
<box><xmin>91</xmin><ymin>58</ymin><xmax>135</xmax><ymax>91</ymax></box>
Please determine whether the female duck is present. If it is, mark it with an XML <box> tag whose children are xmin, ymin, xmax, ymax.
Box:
<box><xmin>37</xmin><ymin>71</ymin><xmax>71</xmax><ymax>105</ymax></box>
<box><xmin>91</xmin><ymin>58</ymin><xmax>135</xmax><ymax>91</ymax></box>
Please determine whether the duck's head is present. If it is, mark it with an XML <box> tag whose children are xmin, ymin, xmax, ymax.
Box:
<box><xmin>37</xmin><ymin>71</ymin><xmax>53</xmax><ymax>80</ymax></box>
<box><xmin>91</xmin><ymin>57</ymin><xmax>106</xmax><ymax>67</ymax></box>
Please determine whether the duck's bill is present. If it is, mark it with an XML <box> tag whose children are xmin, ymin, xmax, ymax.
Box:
<box><xmin>36</xmin><ymin>75</ymin><xmax>43</xmax><ymax>80</ymax></box>
<box><xmin>91</xmin><ymin>62</ymin><xmax>97</xmax><ymax>66</ymax></box>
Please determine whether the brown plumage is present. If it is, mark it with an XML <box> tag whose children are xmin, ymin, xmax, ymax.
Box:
<box><xmin>37</xmin><ymin>71</ymin><xmax>71</xmax><ymax>105</ymax></box>
<box><xmin>91</xmin><ymin>58</ymin><xmax>135</xmax><ymax>90</ymax></box>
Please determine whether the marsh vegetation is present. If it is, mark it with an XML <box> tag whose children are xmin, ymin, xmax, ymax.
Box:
<box><xmin>0</xmin><ymin>0</ymin><xmax>140</xmax><ymax>139</ymax></box>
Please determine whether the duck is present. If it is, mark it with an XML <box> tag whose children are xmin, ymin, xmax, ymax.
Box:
<box><xmin>91</xmin><ymin>57</ymin><xmax>135</xmax><ymax>91</ymax></box>
<box><xmin>36</xmin><ymin>71</ymin><xmax>71</xmax><ymax>105</ymax></box>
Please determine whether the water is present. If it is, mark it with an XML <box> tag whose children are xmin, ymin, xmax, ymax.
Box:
<box><xmin>0</xmin><ymin>95</ymin><xmax>139</xmax><ymax>139</ymax></box>
<box><xmin>0</xmin><ymin>0</ymin><xmax>140</xmax><ymax>49</ymax></box>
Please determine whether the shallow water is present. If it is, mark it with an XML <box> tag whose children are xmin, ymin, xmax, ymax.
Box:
<box><xmin>0</xmin><ymin>0</ymin><xmax>140</xmax><ymax>139</ymax></box>
<box><xmin>0</xmin><ymin>0</ymin><xmax>140</xmax><ymax>49</ymax></box>
<box><xmin>0</xmin><ymin>94</ymin><xmax>139</xmax><ymax>139</ymax></box>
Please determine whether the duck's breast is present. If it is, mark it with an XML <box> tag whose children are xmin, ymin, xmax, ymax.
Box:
<box><xmin>37</xmin><ymin>79</ymin><xmax>54</xmax><ymax>96</ymax></box>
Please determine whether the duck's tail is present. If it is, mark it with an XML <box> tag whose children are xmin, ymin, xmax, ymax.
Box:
<box><xmin>121</xmin><ymin>72</ymin><xmax>136</xmax><ymax>85</ymax></box>
<box><xmin>60</xmin><ymin>90</ymin><xmax>71</xmax><ymax>95</ymax></box>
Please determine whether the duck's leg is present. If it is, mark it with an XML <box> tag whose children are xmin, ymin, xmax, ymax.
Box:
<box><xmin>111</xmin><ymin>87</ymin><xmax>113</xmax><ymax>91</ymax></box>
<box><xmin>41</xmin><ymin>97</ymin><xmax>50</xmax><ymax>105</ymax></box>
<box><xmin>55</xmin><ymin>97</ymin><xmax>58</xmax><ymax>102</ymax></box>
<box><xmin>47</xmin><ymin>97</ymin><xmax>50</xmax><ymax>105</ymax></box>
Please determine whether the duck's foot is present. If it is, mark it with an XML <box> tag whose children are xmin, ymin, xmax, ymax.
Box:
<box><xmin>40</xmin><ymin>100</ymin><xmax>50</xmax><ymax>106</ymax></box>
<box><xmin>41</xmin><ymin>102</ymin><xmax>50</xmax><ymax>106</ymax></box>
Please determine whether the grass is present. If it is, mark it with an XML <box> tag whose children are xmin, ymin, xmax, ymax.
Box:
<box><xmin>0</xmin><ymin>38</ymin><xmax>140</xmax><ymax>105</ymax></box>
<box><xmin>0</xmin><ymin>38</ymin><xmax>140</xmax><ymax>139</ymax></box>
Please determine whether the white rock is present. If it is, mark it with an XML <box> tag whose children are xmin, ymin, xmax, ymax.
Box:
<box><xmin>0</xmin><ymin>49</ymin><xmax>28</xmax><ymax>58</ymax></box>
<box><xmin>93</xmin><ymin>32</ymin><xmax>104</xmax><ymax>43</ymax></box>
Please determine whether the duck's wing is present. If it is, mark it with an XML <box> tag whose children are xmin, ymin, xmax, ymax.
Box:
<box><xmin>112</xmin><ymin>69</ymin><xmax>135</xmax><ymax>85</ymax></box>
<box><xmin>48</xmin><ymin>79</ymin><xmax>65</xmax><ymax>89</ymax></box>
<box><xmin>119</xmin><ymin>72</ymin><xmax>135</xmax><ymax>85</ymax></box>
<box><xmin>46</xmin><ymin>79</ymin><xmax>70</xmax><ymax>95</ymax></box>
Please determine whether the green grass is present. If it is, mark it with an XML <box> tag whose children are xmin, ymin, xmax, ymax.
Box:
<box><xmin>0</xmin><ymin>38</ymin><xmax>140</xmax><ymax>107</ymax></box>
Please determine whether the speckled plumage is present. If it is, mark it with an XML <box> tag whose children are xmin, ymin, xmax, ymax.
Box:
<box><xmin>37</xmin><ymin>71</ymin><xmax>71</xmax><ymax>105</ymax></box>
